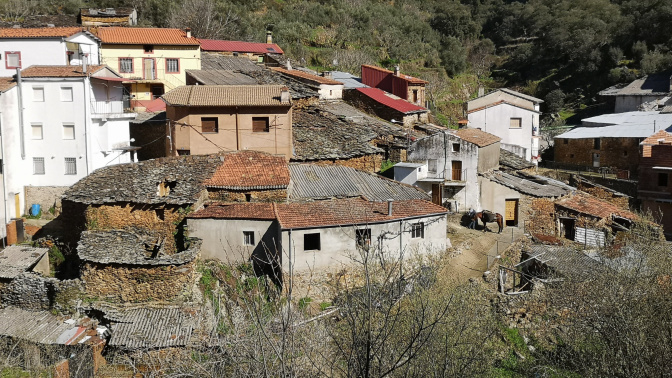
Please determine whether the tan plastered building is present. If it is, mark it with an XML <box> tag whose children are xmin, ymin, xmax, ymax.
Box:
<box><xmin>163</xmin><ymin>85</ymin><xmax>293</xmax><ymax>159</ymax></box>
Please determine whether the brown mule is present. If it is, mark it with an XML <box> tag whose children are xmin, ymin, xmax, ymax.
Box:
<box><xmin>473</xmin><ymin>211</ymin><xmax>503</xmax><ymax>233</ymax></box>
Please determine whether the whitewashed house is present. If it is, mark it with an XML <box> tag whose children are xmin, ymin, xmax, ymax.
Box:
<box><xmin>395</xmin><ymin>128</ymin><xmax>501</xmax><ymax>212</ymax></box>
<box><xmin>466</xmin><ymin>88</ymin><xmax>543</xmax><ymax>163</ymax></box>
<box><xmin>0</xmin><ymin>27</ymin><xmax>100</xmax><ymax>77</ymax></box>
<box><xmin>187</xmin><ymin>198</ymin><xmax>448</xmax><ymax>276</ymax></box>
<box><xmin>0</xmin><ymin>64</ymin><xmax>135</xmax><ymax>237</ymax></box>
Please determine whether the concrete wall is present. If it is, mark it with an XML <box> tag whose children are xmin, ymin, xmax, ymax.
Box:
<box><xmin>168</xmin><ymin>105</ymin><xmax>293</xmax><ymax>159</ymax></box>
<box><xmin>615</xmin><ymin>95</ymin><xmax>661</xmax><ymax>113</ymax></box>
<box><xmin>317</xmin><ymin>84</ymin><xmax>344</xmax><ymax>100</ymax></box>
<box><xmin>281</xmin><ymin>215</ymin><xmax>448</xmax><ymax>273</ymax></box>
<box><xmin>479</xmin><ymin>176</ymin><xmax>521</xmax><ymax>215</ymax></box>
<box><xmin>468</xmin><ymin>102</ymin><xmax>538</xmax><ymax>161</ymax></box>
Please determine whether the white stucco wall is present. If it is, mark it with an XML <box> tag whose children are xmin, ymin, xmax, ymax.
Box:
<box><xmin>393</xmin><ymin>165</ymin><xmax>425</xmax><ymax>185</ymax></box>
<box><xmin>65</xmin><ymin>33</ymin><xmax>101</xmax><ymax>65</ymax></box>
<box><xmin>467</xmin><ymin>103</ymin><xmax>538</xmax><ymax>161</ymax></box>
<box><xmin>478</xmin><ymin>176</ymin><xmax>521</xmax><ymax>217</ymax></box>
<box><xmin>0</xmin><ymin>86</ymin><xmax>21</xmax><ymax>232</ymax></box>
<box><xmin>318</xmin><ymin>84</ymin><xmax>344</xmax><ymax>100</ymax></box>
<box><xmin>281</xmin><ymin>215</ymin><xmax>448</xmax><ymax>273</ymax></box>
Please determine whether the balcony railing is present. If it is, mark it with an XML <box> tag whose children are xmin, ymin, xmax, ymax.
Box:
<box><xmin>426</xmin><ymin>169</ymin><xmax>467</xmax><ymax>182</ymax></box>
<box><xmin>91</xmin><ymin>100</ymin><xmax>133</xmax><ymax>115</ymax></box>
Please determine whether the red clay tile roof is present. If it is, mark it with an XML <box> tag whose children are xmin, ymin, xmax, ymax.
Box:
<box><xmin>198</xmin><ymin>38</ymin><xmax>284</xmax><ymax>54</ymax></box>
<box><xmin>555</xmin><ymin>193</ymin><xmax>637</xmax><ymax>220</ymax></box>
<box><xmin>356</xmin><ymin>87</ymin><xmax>426</xmax><ymax>114</ymax></box>
<box><xmin>270</xmin><ymin>67</ymin><xmax>343</xmax><ymax>85</ymax></box>
<box><xmin>454</xmin><ymin>128</ymin><xmax>501</xmax><ymax>147</ymax></box>
<box><xmin>189</xmin><ymin>202</ymin><xmax>277</xmax><ymax>220</ymax></box>
<box><xmin>0</xmin><ymin>77</ymin><xmax>16</xmax><ymax>93</ymax></box>
<box><xmin>0</xmin><ymin>27</ymin><xmax>85</xmax><ymax>38</ymax></box>
<box><xmin>96</xmin><ymin>27</ymin><xmax>200</xmax><ymax>45</ymax></box>
<box><xmin>162</xmin><ymin>85</ymin><xmax>291</xmax><ymax>107</ymax></box>
<box><xmin>276</xmin><ymin>198</ymin><xmax>447</xmax><ymax>229</ymax></box>
<box><xmin>360</xmin><ymin>64</ymin><xmax>428</xmax><ymax>84</ymax></box>
<box><xmin>21</xmin><ymin>65</ymin><xmax>107</xmax><ymax>77</ymax></box>
<box><xmin>642</xmin><ymin>129</ymin><xmax>672</xmax><ymax>157</ymax></box>
<box><xmin>204</xmin><ymin>150</ymin><xmax>290</xmax><ymax>190</ymax></box>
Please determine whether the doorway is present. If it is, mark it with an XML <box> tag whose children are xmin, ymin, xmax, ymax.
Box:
<box><xmin>432</xmin><ymin>184</ymin><xmax>442</xmax><ymax>205</ymax></box>
<box><xmin>451</xmin><ymin>160</ymin><xmax>462</xmax><ymax>181</ymax></box>
<box><xmin>143</xmin><ymin>58</ymin><xmax>156</xmax><ymax>80</ymax></box>
<box><xmin>592</xmin><ymin>153</ymin><xmax>600</xmax><ymax>167</ymax></box>
<box><xmin>150</xmin><ymin>84</ymin><xmax>164</xmax><ymax>99</ymax></box>
<box><xmin>505</xmin><ymin>199</ymin><xmax>518</xmax><ymax>226</ymax></box>
<box><xmin>560</xmin><ymin>218</ymin><xmax>576</xmax><ymax>240</ymax></box>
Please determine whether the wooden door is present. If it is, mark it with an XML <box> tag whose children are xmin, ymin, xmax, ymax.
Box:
<box><xmin>14</xmin><ymin>193</ymin><xmax>19</xmax><ymax>218</ymax></box>
<box><xmin>144</xmin><ymin>58</ymin><xmax>155</xmax><ymax>80</ymax></box>
<box><xmin>505</xmin><ymin>199</ymin><xmax>518</xmax><ymax>226</ymax></box>
<box><xmin>592</xmin><ymin>153</ymin><xmax>600</xmax><ymax>167</ymax></box>
<box><xmin>432</xmin><ymin>184</ymin><xmax>442</xmax><ymax>205</ymax></box>
<box><xmin>451</xmin><ymin>161</ymin><xmax>462</xmax><ymax>181</ymax></box>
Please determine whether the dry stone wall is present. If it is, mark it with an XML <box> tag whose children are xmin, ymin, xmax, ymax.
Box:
<box><xmin>81</xmin><ymin>262</ymin><xmax>195</xmax><ymax>302</ymax></box>
<box><xmin>306</xmin><ymin>154</ymin><xmax>384</xmax><ymax>173</ymax></box>
<box><xmin>24</xmin><ymin>186</ymin><xmax>68</xmax><ymax>216</ymax></box>
<box><xmin>0</xmin><ymin>273</ymin><xmax>84</xmax><ymax>312</ymax></box>
<box><xmin>208</xmin><ymin>189</ymin><xmax>288</xmax><ymax>202</ymax></box>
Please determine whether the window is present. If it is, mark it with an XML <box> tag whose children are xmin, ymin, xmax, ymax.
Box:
<box><xmin>623</xmin><ymin>150</ymin><xmax>628</xmax><ymax>157</ymax></box>
<box><xmin>252</xmin><ymin>117</ymin><xmax>270</xmax><ymax>132</ymax></box>
<box><xmin>31</xmin><ymin>123</ymin><xmax>42</xmax><ymax>140</ymax></box>
<box><xmin>166</xmin><ymin>58</ymin><xmax>179</xmax><ymax>73</ymax></box>
<box><xmin>33</xmin><ymin>157</ymin><xmax>45</xmax><ymax>175</ymax></box>
<box><xmin>563</xmin><ymin>138</ymin><xmax>568</xmax><ymax>144</ymax></box>
<box><xmin>119</xmin><ymin>58</ymin><xmax>133</xmax><ymax>73</ymax></box>
<box><xmin>177</xmin><ymin>149</ymin><xmax>190</xmax><ymax>156</ymax></box>
<box><xmin>60</xmin><ymin>86</ymin><xmax>73</xmax><ymax>102</ymax></box>
<box><xmin>304</xmin><ymin>233</ymin><xmax>321</xmax><ymax>251</ymax></box>
<box><xmin>63</xmin><ymin>124</ymin><xmax>75</xmax><ymax>140</ymax></box>
<box><xmin>243</xmin><ymin>231</ymin><xmax>255</xmax><ymax>246</ymax></box>
<box><xmin>411</xmin><ymin>222</ymin><xmax>424</xmax><ymax>239</ymax></box>
<box><xmin>659</xmin><ymin>173</ymin><xmax>668</xmax><ymax>187</ymax></box>
<box><xmin>428</xmin><ymin>159</ymin><xmax>437</xmax><ymax>173</ymax></box>
<box><xmin>32</xmin><ymin>86</ymin><xmax>44</xmax><ymax>102</ymax></box>
<box><xmin>452</xmin><ymin>143</ymin><xmax>461</xmax><ymax>152</ymax></box>
<box><xmin>201</xmin><ymin>117</ymin><xmax>218</xmax><ymax>133</ymax></box>
<box><xmin>594</xmin><ymin>138</ymin><xmax>601</xmax><ymax>150</ymax></box>
<box><xmin>355</xmin><ymin>228</ymin><xmax>371</xmax><ymax>249</ymax></box>
<box><xmin>64</xmin><ymin>157</ymin><xmax>77</xmax><ymax>175</ymax></box>
<box><xmin>5</xmin><ymin>51</ymin><xmax>20</xmax><ymax>69</ymax></box>
<box><xmin>509</xmin><ymin>118</ymin><xmax>522</xmax><ymax>128</ymax></box>
<box><xmin>143</xmin><ymin>45</ymin><xmax>154</xmax><ymax>53</ymax></box>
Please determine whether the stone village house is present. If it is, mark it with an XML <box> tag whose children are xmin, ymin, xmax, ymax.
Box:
<box><xmin>394</xmin><ymin>128</ymin><xmax>501</xmax><ymax>211</ymax></box>
<box><xmin>638</xmin><ymin>129</ymin><xmax>672</xmax><ymax>238</ymax></box>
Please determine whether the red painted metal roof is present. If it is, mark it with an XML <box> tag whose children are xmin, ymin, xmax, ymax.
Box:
<box><xmin>356</xmin><ymin>87</ymin><xmax>426</xmax><ymax>114</ymax></box>
<box><xmin>197</xmin><ymin>38</ymin><xmax>284</xmax><ymax>54</ymax></box>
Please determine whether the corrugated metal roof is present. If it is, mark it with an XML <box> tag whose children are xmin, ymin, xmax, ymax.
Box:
<box><xmin>556</xmin><ymin>124</ymin><xmax>671</xmax><ymax>139</ymax></box>
<box><xmin>198</xmin><ymin>38</ymin><xmax>284</xmax><ymax>54</ymax></box>
<box><xmin>356</xmin><ymin>87</ymin><xmax>426</xmax><ymax>114</ymax></box>
<box><xmin>331</xmin><ymin>71</ymin><xmax>368</xmax><ymax>89</ymax></box>
<box><xmin>108</xmin><ymin>307</ymin><xmax>196</xmax><ymax>349</ymax></box>
<box><xmin>582</xmin><ymin>111</ymin><xmax>672</xmax><ymax>126</ymax></box>
<box><xmin>0</xmin><ymin>307</ymin><xmax>84</xmax><ymax>344</ymax></box>
<box><xmin>288</xmin><ymin>164</ymin><xmax>429</xmax><ymax>201</ymax></box>
<box><xmin>0</xmin><ymin>246</ymin><xmax>48</xmax><ymax>279</ymax></box>
<box><xmin>520</xmin><ymin>245</ymin><xmax>604</xmax><ymax>278</ymax></box>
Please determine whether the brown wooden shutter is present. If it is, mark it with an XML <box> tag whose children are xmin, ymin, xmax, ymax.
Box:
<box><xmin>201</xmin><ymin>117</ymin><xmax>218</xmax><ymax>133</ymax></box>
<box><xmin>252</xmin><ymin>117</ymin><xmax>269</xmax><ymax>132</ymax></box>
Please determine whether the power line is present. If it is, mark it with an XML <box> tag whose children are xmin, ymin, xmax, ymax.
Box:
<box><xmin>172</xmin><ymin>120</ymin><xmax>233</xmax><ymax>151</ymax></box>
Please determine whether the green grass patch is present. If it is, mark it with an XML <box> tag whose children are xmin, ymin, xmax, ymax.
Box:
<box><xmin>298</xmin><ymin>297</ymin><xmax>313</xmax><ymax>310</ymax></box>
<box><xmin>319</xmin><ymin>301</ymin><xmax>332</xmax><ymax>311</ymax></box>
<box><xmin>380</xmin><ymin>160</ymin><xmax>395</xmax><ymax>173</ymax></box>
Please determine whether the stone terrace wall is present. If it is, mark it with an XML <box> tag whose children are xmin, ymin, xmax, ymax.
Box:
<box><xmin>85</xmin><ymin>203</ymin><xmax>188</xmax><ymax>254</ymax></box>
<box><xmin>208</xmin><ymin>189</ymin><xmax>287</xmax><ymax>202</ymax></box>
<box><xmin>306</xmin><ymin>154</ymin><xmax>384</xmax><ymax>173</ymax></box>
<box><xmin>81</xmin><ymin>261</ymin><xmax>195</xmax><ymax>302</ymax></box>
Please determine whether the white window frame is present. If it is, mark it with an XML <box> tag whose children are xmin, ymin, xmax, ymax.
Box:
<box><xmin>64</xmin><ymin>157</ymin><xmax>77</xmax><ymax>175</ymax></box>
<box><xmin>411</xmin><ymin>222</ymin><xmax>424</xmax><ymax>239</ymax></box>
<box><xmin>32</xmin><ymin>86</ymin><xmax>44</xmax><ymax>102</ymax></box>
<box><xmin>60</xmin><ymin>86</ymin><xmax>73</xmax><ymax>102</ymax></box>
<box><xmin>509</xmin><ymin>117</ymin><xmax>522</xmax><ymax>129</ymax></box>
<box><xmin>62</xmin><ymin>123</ymin><xmax>75</xmax><ymax>140</ymax></box>
<box><xmin>119</xmin><ymin>58</ymin><xmax>133</xmax><ymax>73</ymax></box>
<box><xmin>33</xmin><ymin>157</ymin><xmax>45</xmax><ymax>175</ymax></box>
<box><xmin>31</xmin><ymin>123</ymin><xmax>43</xmax><ymax>140</ymax></box>
<box><xmin>243</xmin><ymin>231</ymin><xmax>255</xmax><ymax>246</ymax></box>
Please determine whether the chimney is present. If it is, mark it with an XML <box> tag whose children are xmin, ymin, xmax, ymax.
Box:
<box><xmin>478</xmin><ymin>86</ymin><xmax>485</xmax><ymax>97</ymax></box>
<box><xmin>394</xmin><ymin>65</ymin><xmax>400</xmax><ymax>77</ymax></box>
<box><xmin>322</xmin><ymin>71</ymin><xmax>332</xmax><ymax>79</ymax></box>
<box><xmin>185</xmin><ymin>27</ymin><xmax>191</xmax><ymax>38</ymax></box>
<box><xmin>266</xmin><ymin>30</ymin><xmax>273</xmax><ymax>44</ymax></box>
<box><xmin>280</xmin><ymin>86</ymin><xmax>290</xmax><ymax>103</ymax></box>
<box><xmin>387</xmin><ymin>199</ymin><xmax>393</xmax><ymax>216</ymax></box>
<box><xmin>82</xmin><ymin>54</ymin><xmax>88</xmax><ymax>73</ymax></box>
<box><xmin>286</xmin><ymin>59</ymin><xmax>292</xmax><ymax>71</ymax></box>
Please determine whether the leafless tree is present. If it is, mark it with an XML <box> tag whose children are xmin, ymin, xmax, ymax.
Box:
<box><xmin>168</xmin><ymin>0</ymin><xmax>240</xmax><ymax>40</ymax></box>
<box><xmin>0</xmin><ymin>0</ymin><xmax>33</xmax><ymax>22</ymax></box>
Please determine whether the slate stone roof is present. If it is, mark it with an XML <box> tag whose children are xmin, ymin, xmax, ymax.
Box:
<box><xmin>198</xmin><ymin>38</ymin><xmax>284</xmax><ymax>54</ymax></box>
<box><xmin>186</xmin><ymin>69</ymin><xmax>258</xmax><ymax>85</ymax></box>
<box><xmin>454</xmin><ymin>128</ymin><xmax>501</xmax><ymax>147</ymax></box>
<box><xmin>190</xmin><ymin>198</ymin><xmax>447</xmax><ymax>230</ymax></box>
<box><xmin>201</xmin><ymin>53</ymin><xmax>264</xmax><ymax>71</ymax></box>
<box><xmin>499</xmin><ymin>149</ymin><xmax>534</xmax><ymax>170</ymax></box>
<box><xmin>96</xmin><ymin>27</ymin><xmax>200</xmax><ymax>45</ymax></box>
<box><xmin>21</xmin><ymin>65</ymin><xmax>107</xmax><ymax>77</ymax></box>
<box><xmin>77</xmin><ymin>230</ymin><xmax>200</xmax><ymax>265</ymax></box>
<box><xmin>107</xmin><ymin>306</ymin><xmax>198</xmax><ymax>348</ymax></box>
<box><xmin>0</xmin><ymin>27</ymin><xmax>84</xmax><ymax>38</ymax></box>
<box><xmin>162</xmin><ymin>85</ymin><xmax>291</xmax><ymax>107</ymax></box>
<box><xmin>600</xmin><ymin>72</ymin><xmax>672</xmax><ymax>96</ymax></box>
<box><xmin>131</xmin><ymin>111</ymin><xmax>166</xmax><ymax>125</ymax></box>
<box><xmin>190</xmin><ymin>203</ymin><xmax>276</xmax><ymax>220</ymax></box>
<box><xmin>277</xmin><ymin>198</ymin><xmax>446</xmax><ymax>229</ymax></box>
<box><xmin>481</xmin><ymin>171</ymin><xmax>574</xmax><ymax>198</ymax></box>
<box><xmin>270</xmin><ymin>67</ymin><xmax>344</xmax><ymax>85</ymax></box>
<box><xmin>289</xmin><ymin>164</ymin><xmax>430</xmax><ymax>201</ymax></box>
<box><xmin>204</xmin><ymin>150</ymin><xmax>290</xmax><ymax>190</ymax></box>
<box><xmin>555</xmin><ymin>193</ymin><xmax>637</xmax><ymax>220</ymax></box>
<box><xmin>63</xmin><ymin>154</ymin><xmax>223</xmax><ymax>205</ymax></box>
<box><xmin>0</xmin><ymin>246</ymin><xmax>48</xmax><ymax>279</ymax></box>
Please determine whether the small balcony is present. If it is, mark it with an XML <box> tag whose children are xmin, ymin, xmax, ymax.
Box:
<box><xmin>418</xmin><ymin>169</ymin><xmax>467</xmax><ymax>186</ymax></box>
<box><xmin>90</xmin><ymin>100</ymin><xmax>135</xmax><ymax>119</ymax></box>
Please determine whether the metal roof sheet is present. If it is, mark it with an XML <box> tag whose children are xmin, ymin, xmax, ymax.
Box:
<box><xmin>356</xmin><ymin>87</ymin><xmax>427</xmax><ymax>114</ymax></box>
<box><xmin>521</xmin><ymin>245</ymin><xmax>604</xmax><ymax>278</ymax></box>
<box><xmin>331</xmin><ymin>71</ymin><xmax>368</xmax><ymax>89</ymax></box>
<box><xmin>581</xmin><ymin>111</ymin><xmax>672</xmax><ymax>126</ymax></box>
<box><xmin>556</xmin><ymin>124</ymin><xmax>671</xmax><ymax>139</ymax></box>
<box><xmin>0</xmin><ymin>307</ymin><xmax>84</xmax><ymax>344</ymax></box>
<box><xmin>108</xmin><ymin>307</ymin><xmax>196</xmax><ymax>349</ymax></box>
<box><xmin>0</xmin><ymin>246</ymin><xmax>48</xmax><ymax>279</ymax></box>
